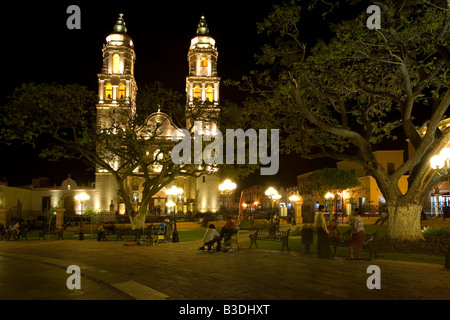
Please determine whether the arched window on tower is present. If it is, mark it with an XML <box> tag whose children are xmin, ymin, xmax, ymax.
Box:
<box><xmin>200</xmin><ymin>57</ymin><xmax>207</xmax><ymax>67</ymax></box>
<box><xmin>193</xmin><ymin>86</ymin><xmax>201</xmax><ymax>101</ymax></box>
<box><xmin>105</xmin><ymin>83</ymin><xmax>112</xmax><ymax>100</ymax></box>
<box><xmin>118</xmin><ymin>83</ymin><xmax>125</xmax><ymax>100</ymax></box>
<box><xmin>113</xmin><ymin>54</ymin><xmax>120</xmax><ymax>74</ymax></box>
<box><xmin>206</xmin><ymin>86</ymin><xmax>213</xmax><ymax>102</ymax></box>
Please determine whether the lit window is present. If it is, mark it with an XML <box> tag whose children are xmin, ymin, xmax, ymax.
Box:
<box><xmin>193</xmin><ymin>86</ymin><xmax>201</xmax><ymax>100</ymax></box>
<box><xmin>113</xmin><ymin>54</ymin><xmax>120</xmax><ymax>73</ymax></box>
<box><xmin>206</xmin><ymin>86</ymin><xmax>213</xmax><ymax>102</ymax></box>
<box><xmin>118</xmin><ymin>84</ymin><xmax>125</xmax><ymax>100</ymax></box>
<box><xmin>200</xmin><ymin>57</ymin><xmax>207</xmax><ymax>67</ymax></box>
<box><xmin>105</xmin><ymin>83</ymin><xmax>112</xmax><ymax>100</ymax></box>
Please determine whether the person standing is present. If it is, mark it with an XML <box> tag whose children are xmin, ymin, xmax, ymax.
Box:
<box><xmin>97</xmin><ymin>223</ymin><xmax>105</xmax><ymax>241</ymax></box>
<box><xmin>314</xmin><ymin>205</ymin><xmax>333</xmax><ymax>259</ymax></box>
<box><xmin>348</xmin><ymin>208</ymin><xmax>365</xmax><ymax>259</ymax></box>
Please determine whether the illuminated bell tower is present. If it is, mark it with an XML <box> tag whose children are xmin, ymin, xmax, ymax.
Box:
<box><xmin>186</xmin><ymin>16</ymin><xmax>220</xmax><ymax>134</ymax></box>
<box><xmin>186</xmin><ymin>16</ymin><xmax>220</xmax><ymax>213</ymax></box>
<box><xmin>95</xmin><ymin>14</ymin><xmax>138</xmax><ymax>212</ymax></box>
<box><xmin>97</xmin><ymin>13</ymin><xmax>137</xmax><ymax>123</ymax></box>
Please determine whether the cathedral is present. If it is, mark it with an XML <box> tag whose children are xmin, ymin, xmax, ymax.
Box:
<box><xmin>94</xmin><ymin>14</ymin><xmax>221</xmax><ymax>215</ymax></box>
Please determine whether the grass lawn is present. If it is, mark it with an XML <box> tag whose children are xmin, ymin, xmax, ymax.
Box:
<box><xmin>11</xmin><ymin>222</ymin><xmax>449</xmax><ymax>266</ymax></box>
<box><xmin>237</xmin><ymin>222</ymin><xmax>448</xmax><ymax>265</ymax></box>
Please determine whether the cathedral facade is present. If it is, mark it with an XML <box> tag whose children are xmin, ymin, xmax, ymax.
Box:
<box><xmin>94</xmin><ymin>14</ymin><xmax>221</xmax><ymax>215</ymax></box>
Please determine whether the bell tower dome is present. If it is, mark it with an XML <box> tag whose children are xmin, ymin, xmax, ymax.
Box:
<box><xmin>186</xmin><ymin>16</ymin><xmax>220</xmax><ymax>133</ymax></box>
<box><xmin>97</xmin><ymin>13</ymin><xmax>137</xmax><ymax>122</ymax></box>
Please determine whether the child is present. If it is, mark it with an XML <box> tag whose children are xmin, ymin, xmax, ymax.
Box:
<box><xmin>327</xmin><ymin>220</ymin><xmax>341</xmax><ymax>256</ymax></box>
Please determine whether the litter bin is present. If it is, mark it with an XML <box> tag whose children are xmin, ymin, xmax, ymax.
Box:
<box><xmin>443</xmin><ymin>207</ymin><xmax>450</xmax><ymax>221</ymax></box>
<box><xmin>302</xmin><ymin>225</ymin><xmax>314</xmax><ymax>253</ymax></box>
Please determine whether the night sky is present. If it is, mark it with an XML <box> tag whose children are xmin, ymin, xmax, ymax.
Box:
<box><xmin>0</xmin><ymin>1</ymin><xmax>341</xmax><ymax>189</ymax></box>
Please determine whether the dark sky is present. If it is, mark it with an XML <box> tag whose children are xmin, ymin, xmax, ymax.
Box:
<box><xmin>0</xmin><ymin>0</ymin><xmax>341</xmax><ymax>188</ymax></box>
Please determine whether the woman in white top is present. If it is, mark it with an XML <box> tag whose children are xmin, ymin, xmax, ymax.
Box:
<box><xmin>348</xmin><ymin>208</ymin><xmax>365</xmax><ymax>259</ymax></box>
<box><xmin>199</xmin><ymin>224</ymin><xmax>222</xmax><ymax>252</ymax></box>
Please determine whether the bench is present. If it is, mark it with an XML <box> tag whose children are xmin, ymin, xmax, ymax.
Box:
<box><xmin>115</xmin><ymin>227</ymin><xmax>147</xmax><ymax>241</ymax></box>
<box><xmin>249</xmin><ymin>227</ymin><xmax>290</xmax><ymax>251</ymax></box>
<box><xmin>38</xmin><ymin>227</ymin><xmax>65</xmax><ymax>240</ymax></box>
<box><xmin>338</xmin><ymin>230</ymin><xmax>377</xmax><ymax>260</ymax></box>
<box><xmin>114</xmin><ymin>224</ymin><xmax>170</xmax><ymax>244</ymax></box>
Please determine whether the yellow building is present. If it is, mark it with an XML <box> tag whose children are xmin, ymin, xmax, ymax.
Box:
<box><xmin>297</xmin><ymin>150</ymin><xmax>409</xmax><ymax>213</ymax></box>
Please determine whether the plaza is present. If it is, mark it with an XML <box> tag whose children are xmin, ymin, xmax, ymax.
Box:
<box><xmin>2</xmin><ymin>4</ymin><xmax>450</xmax><ymax>315</ymax></box>
<box><xmin>0</xmin><ymin>219</ymin><xmax>449</xmax><ymax>303</ymax></box>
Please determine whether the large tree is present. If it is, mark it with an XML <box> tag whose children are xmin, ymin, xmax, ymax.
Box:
<box><xmin>237</xmin><ymin>0</ymin><xmax>450</xmax><ymax>240</ymax></box>
<box><xmin>301</xmin><ymin>168</ymin><xmax>361</xmax><ymax>213</ymax></box>
<box><xmin>0</xmin><ymin>82</ymin><xmax>252</xmax><ymax>229</ymax></box>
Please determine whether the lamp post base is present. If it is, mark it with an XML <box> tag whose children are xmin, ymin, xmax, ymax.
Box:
<box><xmin>172</xmin><ymin>231</ymin><xmax>179</xmax><ymax>243</ymax></box>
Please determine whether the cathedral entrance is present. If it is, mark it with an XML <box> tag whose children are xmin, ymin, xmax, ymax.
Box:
<box><xmin>63</xmin><ymin>194</ymin><xmax>76</xmax><ymax>223</ymax></box>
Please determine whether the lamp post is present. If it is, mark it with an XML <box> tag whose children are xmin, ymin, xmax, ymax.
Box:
<box><xmin>166</xmin><ymin>186</ymin><xmax>183</xmax><ymax>242</ymax></box>
<box><xmin>325</xmin><ymin>192</ymin><xmax>335</xmax><ymax>210</ymax></box>
<box><xmin>325</xmin><ymin>192</ymin><xmax>335</xmax><ymax>222</ymax></box>
<box><xmin>430</xmin><ymin>147</ymin><xmax>450</xmax><ymax>220</ymax></box>
<box><xmin>289</xmin><ymin>193</ymin><xmax>302</xmax><ymax>225</ymax></box>
<box><xmin>75</xmin><ymin>192</ymin><xmax>90</xmax><ymax>240</ymax></box>
<box><xmin>219</xmin><ymin>179</ymin><xmax>236</xmax><ymax>213</ymax></box>
<box><xmin>265</xmin><ymin>187</ymin><xmax>280</xmax><ymax>221</ymax></box>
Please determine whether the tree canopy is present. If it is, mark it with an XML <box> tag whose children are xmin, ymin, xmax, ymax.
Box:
<box><xmin>237</xmin><ymin>0</ymin><xmax>450</xmax><ymax>240</ymax></box>
<box><xmin>0</xmin><ymin>81</ymin><xmax>258</xmax><ymax>229</ymax></box>
<box><xmin>301</xmin><ymin>168</ymin><xmax>361</xmax><ymax>207</ymax></box>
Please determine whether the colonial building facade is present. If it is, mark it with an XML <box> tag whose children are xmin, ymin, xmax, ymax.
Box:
<box><xmin>94</xmin><ymin>14</ymin><xmax>221</xmax><ymax>215</ymax></box>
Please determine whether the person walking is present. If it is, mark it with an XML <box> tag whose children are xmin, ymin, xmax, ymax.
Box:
<box><xmin>314</xmin><ymin>205</ymin><xmax>333</xmax><ymax>259</ymax></box>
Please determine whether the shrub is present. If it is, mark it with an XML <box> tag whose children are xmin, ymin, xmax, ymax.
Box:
<box><xmin>422</xmin><ymin>227</ymin><xmax>450</xmax><ymax>239</ymax></box>
<box><xmin>375</xmin><ymin>235</ymin><xmax>449</xmax><ymax>256</ymax></box>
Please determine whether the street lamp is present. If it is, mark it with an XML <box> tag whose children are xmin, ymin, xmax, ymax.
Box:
<box><xmin>289</xmin><ymin>193</ymin><xmax>303</xmax><ymax>225</ymax></box>
<box><xmin>75</xmin><ymin>192</ymin><xmax>90</xmax><ymax>240</ymax></box>
<box><xmin>219</xmin><ymin>179</ymin><xmax>236</xmax><ymax>213</ymax></box>
<box><xmin>430</xmin><ymin>147</ymin><xmax>450</xmax><ymax>173</ymax></box>
<box><xmin>430</xmin><ymin>147</ymin><xmax>450</xmax><ymax>219</ymax></box>
<box><xmin>166</xmin><ymin>186</ymin><xmax>183</xmax><ymax>243</ymax></box>
<box><xmin>325</xmin><ymin>192</ymin><xmax>336</xmax><ymax>221</ymax></box>
<box><xmin>265</xmin><ymin>187</ymin><xmax>280</xmax><ymax>220</ymax></box>
<box><xmin>265</xmin><ymin>187</ymin><xmax>277</xmax><ymax>198</ymax></box>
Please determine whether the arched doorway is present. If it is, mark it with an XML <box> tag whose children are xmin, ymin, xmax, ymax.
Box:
<box><xmin>62</xmin><ymin>194</ymin><xmax>76</xmax><ymax>223</ymax></box>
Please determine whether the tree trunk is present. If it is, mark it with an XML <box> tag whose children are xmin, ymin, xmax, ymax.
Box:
<box><xmin>387</xmin><ymin>202</ymin><xmax>424</xmax><ymax>241</ymax></box>
<box><xmin>129</xmin><ymin>205</ymin><xmax>148</xmax><ymax>230</ymax></box>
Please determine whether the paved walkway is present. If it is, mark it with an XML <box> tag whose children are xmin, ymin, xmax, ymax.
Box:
<box><xmin>0</xmin><ymin>229</ymin><xmax>449</xmax><ymax>301</ymax></box>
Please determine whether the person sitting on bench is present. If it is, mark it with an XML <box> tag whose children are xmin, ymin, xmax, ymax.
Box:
<box><xmin>199</xmin><ymin>224</ymin><xmax>222</xmax><ymax>251</ymax></box>
<box><xmin>220</xmin><ymin>216</ymin><xmax>237</xmax><ymax>243</ymax></box>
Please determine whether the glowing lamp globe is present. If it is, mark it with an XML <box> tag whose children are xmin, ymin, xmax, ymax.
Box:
<box><xmin>440</xmin><ymin>148</ymin><xmax>450</xmax><ymax>160</ymax></box>
<box><xmin>430</xmin><ymin>155</ymin><xmax>445</xmax><ymax>169</ymax></box>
